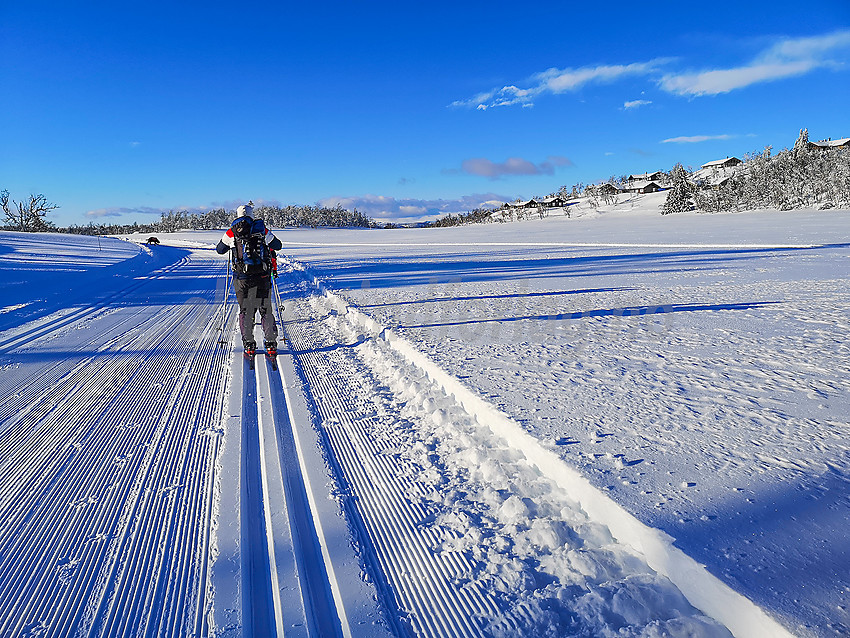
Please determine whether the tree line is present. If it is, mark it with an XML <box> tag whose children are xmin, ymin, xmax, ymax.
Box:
<box><xmin>148</xmin><ymin>204</ymin><xmax>375</xmax><ymax>233</ymax></box>
<box><xmin>1</xmin><ymin>197</ymin><xmax>376</xmax><ymax>234</ymax></box>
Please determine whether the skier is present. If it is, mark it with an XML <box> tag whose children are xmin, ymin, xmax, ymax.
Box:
<box><xmin>216</xmin><ymin>202</ymin><xmax>283</xmax><ymax>359</ymax></box>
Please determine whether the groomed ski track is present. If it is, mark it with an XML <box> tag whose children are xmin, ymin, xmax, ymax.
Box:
<box><xmin>0</xmin><ymin>235</ymin><xmax>797</xmax><ymax>638</ymax></box>
<box><xmin>0</xmin><ymin>246</ymin><xmax>228</xmax><ymax>637</ymax></box>
<box><xmin>0</xmin><ymin>241</ymin><xmax>372</xmax><ymax>638</ymax></box>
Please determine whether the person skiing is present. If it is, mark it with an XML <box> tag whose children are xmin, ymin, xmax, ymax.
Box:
<box><xmin>216</xmin><ymin>202</ymin><xmax>283</xmax><ymax>358</ymax></box>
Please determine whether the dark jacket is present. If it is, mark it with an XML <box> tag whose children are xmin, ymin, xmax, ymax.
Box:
<box><xmin>216</xmin><ymin>217</ymin><xmax>282</xmax><ymax>255</ymax></box>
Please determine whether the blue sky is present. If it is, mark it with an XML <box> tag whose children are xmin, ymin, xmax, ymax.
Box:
<box><xmin>2</xmin><ymin>1</ymin><xmax>849</xmax><ymax>225</ymax></box>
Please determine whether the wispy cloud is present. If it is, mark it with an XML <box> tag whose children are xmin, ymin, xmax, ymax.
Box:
<box><xmin>459</xmin><ymin>156</ymin><xmax>573</xmax><ymax>179</ymax></box>
<box><xmin>86</xmin><ymin>206</ymin><xmax>169</xmax><ymax>218</ymax></box>
<box><xmin>661</xmin><ymin>134</ymin><xmax>735</xmax><ymax>144</ymax></box>
<box><xmin>317</xmin><ymin>193</ymin><xmax>511</xmax><ymax>221</ymax></box>
<box><xmin>451</xmin><ymin>30</ymin><xmax>850</xmax><ymax>110</ymax></box>
<box><xmin>85</xmin><ymin>199</ymin><xmax>276</xmax><ymax>220</ymax></box>
<box><xmin>451</xmin><ymin>60</ymin><xmax>670</xmax><ymax>110</ymax></box>
<box><xmin>660</xmin><ymin>29</ymin><xmax>850</xmax><ymax>96</ymax></box>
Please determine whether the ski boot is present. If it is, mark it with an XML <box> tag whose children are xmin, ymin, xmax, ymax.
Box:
<box><xmin>243</xmin><ymin>341</ymin><xmax>257</xmax><ymax>369</ymax></box>
<box><xmin>264</xmin><ymin>341</ymin><xmax>278</xmax><ymax>370</ymax></box>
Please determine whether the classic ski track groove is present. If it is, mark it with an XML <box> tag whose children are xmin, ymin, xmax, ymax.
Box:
<box><xmin>239</xmin><ymin>355</ymin><xmax>280</xmax><ymax>637</ymax></box>
<box><xmin>0</xmin><ymin>255</ymin><xmax>229</xmax><ymax>637</ymax></box>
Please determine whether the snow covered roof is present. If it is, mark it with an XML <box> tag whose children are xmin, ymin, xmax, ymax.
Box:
<box><xmin>628</xmin><ymin>171</ymin><xmax>663</xmax><ymax>181</ymax></box>
<box><xmin>692</xmin><ymin>163</ymin><xmax>739</xmax><ymax>187</ymax></box>
<box><xmin>701</xmin><ymin>157</ymin><xmax>741</xmax><ymax>168</ymax></box>
<box><xmin>810</xmin><ymin>138</ymin><xmax>850</xmax><ymax>148</ymax></box>
<box><xmin>624</xmin><ymin>180</ymin><xmax>660</xmax><ymax>191</ymax></box>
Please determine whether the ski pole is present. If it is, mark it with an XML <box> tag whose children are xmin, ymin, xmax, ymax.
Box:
<box><xmin>218</xmin><ymin>260</ymin><xmax>231</xmax><ymax>345</ymax></box>
<box><xmin>272</xmin><ymin>273</ymin><xmax>284</xmax><ymax>324</ymax></box>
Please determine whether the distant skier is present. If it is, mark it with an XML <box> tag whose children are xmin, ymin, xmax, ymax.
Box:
<box><xmin>216</xmin><ymin>202</ymin><xmax>283</xmax><ymax>357</ymax></box>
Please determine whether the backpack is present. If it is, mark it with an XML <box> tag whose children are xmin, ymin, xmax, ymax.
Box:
<box><xmin>231</xmin><ymin>217</ymin><xmax>271</xmax><ymax>276</ymax></box>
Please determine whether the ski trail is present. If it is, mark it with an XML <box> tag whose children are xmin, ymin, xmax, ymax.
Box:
<box><xmin>234</xmin><ymin>330</ymin><xmax>345</xmax><ymax>636</ymax></box>
<box><xmin>240</xmin><ymin>356</ymin><xmax>279</xmax><ymax>636</ymax></box>
<box><xmin>261</xmin><ymin>358</ymin><xmax>343</xmax><ymax>637</ymax></box>
<box><xmin>0</xmin><ymin>253</ymin><xmax>230</xmax><ymax>637</ymax></box>
<box><xmin>274</xmin><ymin>263</ymin><xmax>791</xmax><ymax>638</ymax></box>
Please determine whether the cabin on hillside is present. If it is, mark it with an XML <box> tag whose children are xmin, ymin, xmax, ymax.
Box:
<box><xmin>510</xmin><ymin>199</ymin><xmax>540</xmax><ymax>209</ymax></box>
<box><xmin>541</xmin><ymin>195</ymin><xmax>567</xmax><ymax>208</ymax></box>
<box><xmin>698</xmin><ymin>173</ymin><xmax>736</xmax><ymax>189</ymax></box>
<box><xmin>627</xmin><ymin>171</ymin><xmax>665</xmax><ymax>184</ymax></box>
<box><xmin>598</xmin><ymin>183</ymin><xmax>622</xmax><ymax>196</ymax></box>
<box><xmin>623</xmin><ymin>180</ymin><xmax>661</xmax><ymax>194</ymax></box>
<box><xmin>808</xmin><ymin>137</ymin><xmax>850</xmax><ymax>151</ymax></box>
<box><xmin>693</xmin><ymin>157</ymin><xmax>742</xmax><ymax>190</ymax></box>
<box><xmin>701</xmin><ymin>157</ymin><xmax>742</xmax><ymax>170</ymax></box>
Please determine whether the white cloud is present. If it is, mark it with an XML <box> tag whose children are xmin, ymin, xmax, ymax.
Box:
<box><xmin>769</xmin><ymin>30</ymin><xmax>850</xmax><ymax>62</ymax></box>
<box><xmin>453</xmin><ymin>30</ymin><xmax>850</xmax><ymax>109</ymax></box>
<box><xmin>461</xmin><ymin>155</ymin><xmax>573</xmax><ymax>179</ymax></box>
<box><xmin>398</xmin><ymin>205</ymin><xmax>427</xmax><ymax>215</ymax></box>
<box><xmin>539</xmin><ymin>61</ymin><xmax>668</xmax><ymax>93</ymax></box>
<box><xmin>661</xmin><ymin>134</ymin><xmax>735</xmax><ymax>144</ymax></box>
<box><xmin>661</xmin><ymin>62</ymin><xmax>815</xmax><ymax>95</ymax></box>
<box><xmin>623</xmin><ymin>99</ymin><xmax>652</xmax><ymax>110</ymax></box>
<box><xmin>660</xmin><ymin>29</ymin><xmax>850</xmax><ymax>96</ymax></box>
<box><xmin>451</xmin><ymin>60</ymin><xmax>669</xmax><ymax>109</ymax></box>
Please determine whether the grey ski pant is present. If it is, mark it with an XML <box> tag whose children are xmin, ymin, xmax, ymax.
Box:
<box><xmin>234</xmin><ymin>277</ymin><xmax>278</xmax><ymax>346</ymax></box>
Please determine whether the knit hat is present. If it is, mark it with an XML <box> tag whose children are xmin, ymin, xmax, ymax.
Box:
<box><xmin>236</xmin><ymin>203</ymin><xmax>254</xmax><ymax>217</ymax></box>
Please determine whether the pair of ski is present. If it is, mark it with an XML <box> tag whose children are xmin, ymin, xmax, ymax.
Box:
<box><xmin>244</xmin><ymin>347</ymin><xmax>277</xmax><ymax>371</ymax></box>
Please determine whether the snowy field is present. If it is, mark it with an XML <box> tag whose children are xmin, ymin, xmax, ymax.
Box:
<box><xmin>0</xmin><ymin>195</ymin><xmax>847</xmax><ymax>637</ymax></box>
<box><xmin>267</xmin><ymin>196</ymin><xmax>849</xmax><ymax>637</ymax></box>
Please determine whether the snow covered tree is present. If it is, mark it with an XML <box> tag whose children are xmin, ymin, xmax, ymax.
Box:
<box><xmin>689</xmin><ymin>130</ymin><xmax>850</xmax><ymax>213</ymax></box>
<box><xmin>2</xmin><ymin>191</ymin><xmax>59</xmax><ymax>231</ymax></box>
<box><xmin>793</xmin><ymin>128</ymin><xmax>809</xmax><ymax>152</ymax></box>
<box><xmin>661</xmin><ymin>163</ymin><xmax>696</xmax><ymax>214</ymax></box>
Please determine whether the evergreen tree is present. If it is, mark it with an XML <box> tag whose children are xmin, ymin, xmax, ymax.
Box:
<box><xmin>661</xmin><ymin>163</ymin><xmax>696</xmax><ymax>214</ymax></box>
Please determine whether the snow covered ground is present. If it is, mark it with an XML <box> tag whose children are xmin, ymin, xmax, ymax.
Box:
<box><xmin>264</xmin><ymin>194</ymin><xmax>849</xmax><ymax>637</ymax></box>
<box><xmin>0</xmin><ymin>195</ymin><xmax>847</xmax><ymax>637</ymax></box>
